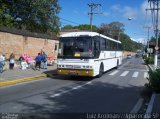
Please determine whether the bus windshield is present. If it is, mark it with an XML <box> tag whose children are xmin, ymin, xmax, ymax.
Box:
<box><xmin>58</xmin><ymin>37</ymin><xmax>93</xmax><ymax>59</ymax></box>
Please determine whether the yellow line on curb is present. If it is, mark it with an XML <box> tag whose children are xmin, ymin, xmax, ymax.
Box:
<box><xmin>0</xmin><ymin>74</ymin><xmax>48</xmax><ymax>87</ymax></box>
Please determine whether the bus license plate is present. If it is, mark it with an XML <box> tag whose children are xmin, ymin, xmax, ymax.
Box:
<box><xmin>69</xmin><ymin>70</ymin><xmax>76</xmax><ymax>74</ymax></box>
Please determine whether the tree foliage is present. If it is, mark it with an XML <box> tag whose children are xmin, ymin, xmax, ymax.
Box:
<box><xmin>97</xmin><ymin>22</ymin><xmax>124</xmax><ymax>40</ymax></box>
<box><xmin>149</xmin><ymin>36</ymin><xmax>160</xmax><ymax>46</ymax></box>
<box><xmin>0</xmin><ymin>0</ymin><xmax>61</xmax><ymax>35</ymax></box>
<box><xmin>61</xmin><ymin>24</ymin><xmax>98</xmax><ymax>32</ymax></box>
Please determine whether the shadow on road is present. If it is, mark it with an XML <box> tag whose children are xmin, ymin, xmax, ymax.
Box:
<box><xmin>12</xmin><ymin>81</ymin><xmax>152</xmax><ymax>119</ymax></box>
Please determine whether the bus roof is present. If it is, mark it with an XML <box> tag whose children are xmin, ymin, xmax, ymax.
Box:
<box><xmin>60</xmin><ymin>31</ymin><xmax>121</xmax><ymax>44</ymax></box>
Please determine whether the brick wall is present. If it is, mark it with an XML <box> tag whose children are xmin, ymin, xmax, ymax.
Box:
<box><xmin>0</xmin><ymin>31</ymin><xmax>59</xmax><ymax>60</ymax></box>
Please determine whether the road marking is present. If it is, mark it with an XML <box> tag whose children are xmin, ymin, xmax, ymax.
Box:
<box><xmin>72</xmin><ymin>85</ymin><xmax>82</xmax><ymax>90</ymax></box>
<box><xmin>118</xmin><ymin>68</ymin><xmax>148</xmax><ymax>72</ymax></box>
<box><xmin>130</xmin><ymin>98</ymin><xmax>144</xmax><ymax>113</ymax></box>
<box><xmin>132</xmin><ymin>72</ymin><xmax>139</xmax><ymax>78</ymax></box>
<box><xmin>51</xmin><ymin>93</ymin><xmax>61</xmax><ymax>98</ymax></box>
<box><xmin>145</xmin><ymin>93</ymin><xmax>156</xmax><ymax>117</ymax></box>
<box><xmin>50</xmin><ymin>81</ymin><xmax>92</xmax><ymax>98</ymax></box>
<box><xmin>109</xmin><ymin>70</ymin><xmax>119</xmax><ymax>75</ymax></box>
<box><xmin>144</xmin><ymin>72</ymin><xmax>148</xmax><ymax>79</ymax></box>
<box><xmin>145</xmin><ymin>65</ymin><xmax>149</xmax><ymax>70</ymax></box>
<box><xmin>120</xmin><ymin>71</ymin><xmax>129</xmax><ymax>76</ymax></box>
<box><xmin>86</xmin><ymin>81</ymin><xmax>92</xmax><ymax>85</ymax></box>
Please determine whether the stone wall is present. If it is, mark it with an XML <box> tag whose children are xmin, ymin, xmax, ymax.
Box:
<box><xmin>0</xmin><ymin>31</ymin><xmax>59</xmax><ymax>60</ymax></box>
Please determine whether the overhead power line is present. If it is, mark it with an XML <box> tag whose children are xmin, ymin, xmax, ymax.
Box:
<box><xmin>88</xmin><ymin>3</ymin><xmax>102</xmax><ymax>31</ymax></box>
<box><xmin>147</xmin><ymin>0</ymin><xmax>160</xmax><ymax>68</ymax></box>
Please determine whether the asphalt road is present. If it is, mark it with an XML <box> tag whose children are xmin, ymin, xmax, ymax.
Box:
<box><xmin>0</xmin><ymin>57</ymin><xmax>149</xmax><ymax>119</ymax></box>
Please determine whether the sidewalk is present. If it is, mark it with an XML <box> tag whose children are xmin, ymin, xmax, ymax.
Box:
<box><xmin>0</xmin><ymin>64</ymin><xmax>57</xmax><ymax>87</ymax></box>
<box><xmin>146</xmin><ymin>64</ymin><xmax>160</xmax><ymax>114</ymax></box>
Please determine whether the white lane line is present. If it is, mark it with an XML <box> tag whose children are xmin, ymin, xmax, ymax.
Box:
<box><xmin>120</xmin><ymin>71</ymin><xmax>129</xmax><ymax>76</ymax></box>
<box><xmin>145</xmin><ymin>93</ymin><xmax>156</xmax><ymax>118</ymax></box>
<box><xmin>50</xmin><ymin>81</ymin><xmax>92</xmax><ymax>98</ymax></box>
<box><xmin>72</xmin><ymin>85</ymin><xmax>82</xmax><ymax>90</ymax></box>
<box><xmin>132</xmin><ymin>72</ymin><xmax>139</xmax><ymax>78</ymax></box>
<box><xmin>130</xmin><ymin>98</ymin><xmax>144</xmax><ymax>113</ymax></box>
<box><xmin>51</xmin><ymin>93</ymin><xmax>61</xmax><ymax>98</ymax></box>
<box><xmin>85</xmin><ymin>81</ymin><xmax>92</xmax><ymax>85</ymax></box>
<box><xmin>144</xmin><ymin>72</ymin><xmax>148</xmax><ymax>79</ymax></box>
<box><xmin>109</xmin><ymin>70</ymin><xmax>119</xmax><ymax>75</ymax></box>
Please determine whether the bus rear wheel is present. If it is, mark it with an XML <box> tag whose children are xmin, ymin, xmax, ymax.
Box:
<box><xmin>98</xmin><ymin>64</ymin><xmax>104</xmax><ymax>78</ymax></box>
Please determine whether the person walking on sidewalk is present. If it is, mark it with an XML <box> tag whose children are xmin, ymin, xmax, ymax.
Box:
<box><xmin>41</xmin><ymin>52</ymin><xmax>48</xmax><ymax>69</ymax></box>
<box><xmin>9</xmin><ymin>53</ymin><xmax>15</xmax><ymax>70</ymax></box>
<box><xmin>35</xmin><ymin>53</ymin><xmax>42</xmax><ymax>70</ymax></box>
<box><xmin>0</xmin><ymin>54</ymin><xmax>5</xmax><ymax>73</ymax></box>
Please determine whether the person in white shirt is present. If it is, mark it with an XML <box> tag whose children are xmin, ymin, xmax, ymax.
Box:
<box><xmin>0</xmin><ymin>54</ymin><xmax>5</xmax><ymax>73</ymax></box>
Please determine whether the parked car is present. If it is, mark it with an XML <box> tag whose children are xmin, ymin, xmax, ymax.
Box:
<box><xmin>127</xmin><ymin>54</ymin><xmax>132</xmax><ymax>58</ymax></box>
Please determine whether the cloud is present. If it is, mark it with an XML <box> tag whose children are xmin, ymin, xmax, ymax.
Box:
<box><xmin>131</xmin><ymin>37</ymin><xmax>145</xmax><ymax>44</ymax></box>
<box><xmin>101</xmin><ymin>12</ymin><xmax>110</xmax><ymax>17</ymax></box>
<box><xmin>111</xmin><ymin>4</ymin><xmax>122</xmax><ymax>12</ymax></box>
<box><xmin>123</xmin><ymin>6</ymin><xmax>137</xmax><ymax>19</ymax></box>
<box><xmin>110</xmin><ymin>5</ymin><xmax>138</xmax><ymax>19</ymax></box>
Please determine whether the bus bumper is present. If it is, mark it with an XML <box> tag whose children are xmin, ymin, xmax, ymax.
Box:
<box><xmin>57</xmin><ymin>68</ymin><xmax>94</xmax><ymax>77</ymax></box>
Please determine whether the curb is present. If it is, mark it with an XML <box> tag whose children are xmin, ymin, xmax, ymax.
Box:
<box><xmin>144</xmin><ymin>64</ymin><xmax>155</xmax><ymax>118</ymax></box>
<box><xmin>145</xmin><ymin>93</ymin><xmax>156</xmax><ymax>113</ymax></box>
<box><xmin>0</xmin><ymin>73</ymin><xmax>56</xmax><ymax>87</ymax></box>
<box><xmin>148</xmin><ymin>64</ymin><xmax>154</xmax><ymax>71</ymax></box>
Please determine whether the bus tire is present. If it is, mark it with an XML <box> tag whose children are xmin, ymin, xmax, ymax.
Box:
<box><xmin>98</xmin><ymin>63</ymin><xmax>104</xmax><ymax>78</ymax></box>
<box><xmin>116</xmin><ymin>60</ymin><xmax>119</xmax><ymax>69</ymax></box>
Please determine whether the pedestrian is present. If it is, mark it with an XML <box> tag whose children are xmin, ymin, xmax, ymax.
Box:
<box><xmin>9</xmin><ymin>53</ymin><xmax>15</xmax><ymax>70</ymax></box>
<box><xmin>0</xmin><ymin>54</ymin><xmax>5</xmax><ymax>73</ymax></box>
<box><xmin>41</xmin><ymin>52</ymin><xmax>48</xmax><ymax>69</ymax></box>
<box><xmin>35</xmin><ymin>53</ymin><xmax>42</xmax><ymax>70</ymax></box>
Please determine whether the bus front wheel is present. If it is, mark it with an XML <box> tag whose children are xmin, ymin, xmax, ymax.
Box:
<box><xmin>98</xmin><ymin>64</ymin><xmax>104</xmax><ymax>78</ymax></box>
<box><xmin>116</xmin><ymin>60</ymin><xmax>119</xmax><ymax>69</ymax></box>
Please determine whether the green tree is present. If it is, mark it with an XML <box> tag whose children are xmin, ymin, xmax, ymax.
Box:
<box><xmin>77</xmin><ymin>24</ymin><xmax>98</xmax><ymax>32</ymax></box>
<box><xmin>0</xmin><ymin>0</ymin><xmax>61</xmax><ymax>35</ymax></box>
<box><xmin>120</xmin><ymin>33</ymin><xmax>134</xmax><ymax>51</ymax></box>
<box><xmin>98</xmin><ymin>21</ymin><xmax>124</xmax><ymax>40</ymax></box>
<box><xmin>61</xmin><ymin>25</ymin><xmax>74</xmax><ymax>30</ymax></box>
<box><xmin>149</xmin><ymin>36</ymin><xmax>160</xmax><ymax>46</ymax></box>
<box><xmin>61</xmin><ymin>24</ymin><xmax>98</xmax><ymax>32</ymax></box>
<box><xmin>0</xmin><ymin>0</ymin><xmax>15</xmax><ymax>27</ymax></box>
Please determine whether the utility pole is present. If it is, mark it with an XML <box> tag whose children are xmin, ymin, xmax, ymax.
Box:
<box><xmin>144</xmin><ymin>26</ymin><xmax>151</xmax><ymax>57</ymax></box>
<box><xmin>88</xmin><ymin>3</ymin><xmax>102</xmax><ymax>32</ymax></box>
<box><xmin>147</xmin><ymin>0</ymin><xmax>160</xmax><ymax>69</ymax></box>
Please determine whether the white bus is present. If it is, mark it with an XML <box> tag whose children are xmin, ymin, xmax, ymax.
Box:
<box><xmin>57</xmin><ymin>32</ymin><xmax>123</xmax><ymax>77</ymax></box>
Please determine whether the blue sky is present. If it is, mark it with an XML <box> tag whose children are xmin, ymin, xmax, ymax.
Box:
<box><xmin>58</xmin><ymin>0</ymin><xmax>154</xmax><ymax>43</ymax></box>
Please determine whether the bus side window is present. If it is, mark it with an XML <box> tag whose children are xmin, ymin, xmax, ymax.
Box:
<box><xmin>93</xmin><ymin>37</ymin><xmax>100</xmax><ymax>58</ymax></box>
<box><xmin>101</xmin><ymin>38</ymin><xmax>106</xmax><ymax>50</ymax></box>
<box><xmin>106</xmin><ymin>39</ymin><xmax>109</xmax><ymax>50</ymax></box>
